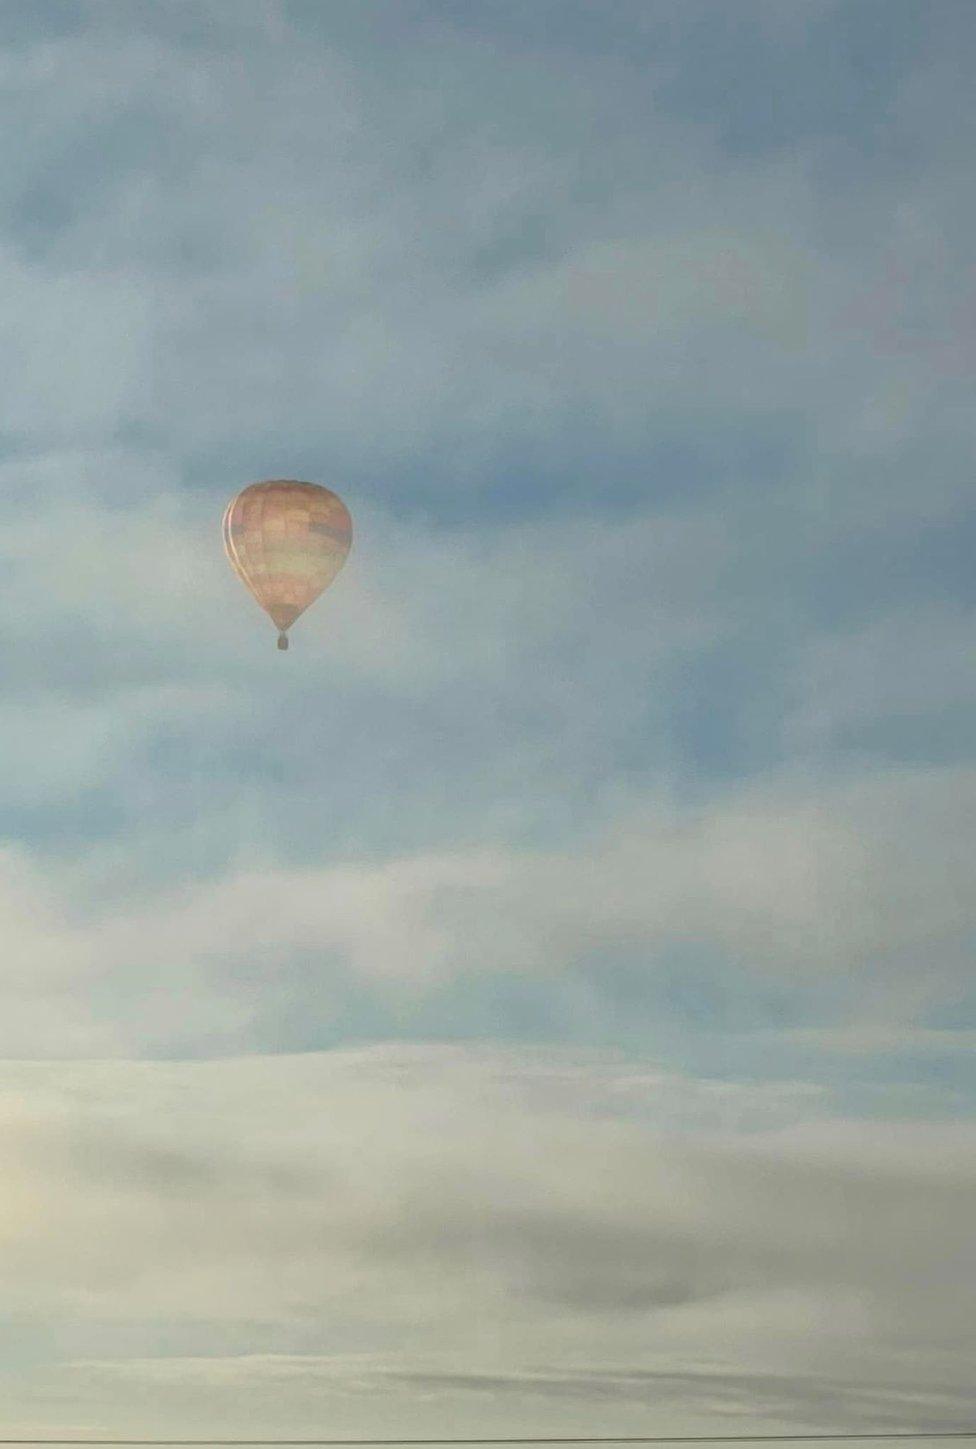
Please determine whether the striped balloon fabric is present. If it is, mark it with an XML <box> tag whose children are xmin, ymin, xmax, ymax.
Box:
<box><xmin>222</xmin><ymin>480</ymin><xmax>353</xmax><ymax>649</ymax></box>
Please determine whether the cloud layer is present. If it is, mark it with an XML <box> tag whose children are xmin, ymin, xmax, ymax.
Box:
<box><xmin>1</xmin><ymin>1047</ymin><xmax>973</xmax><ymax>1436</ymax></box>
<box><xmin>0</xmin><ymin>0</ymin><xmax>974</xmax><ymax>1435</ymax></box>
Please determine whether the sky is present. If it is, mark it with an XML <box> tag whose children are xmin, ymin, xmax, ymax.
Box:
<box><xmin>0</xmin><ymin>0</ymin><xmax>974</xmax><ymax>1436</ymax></box>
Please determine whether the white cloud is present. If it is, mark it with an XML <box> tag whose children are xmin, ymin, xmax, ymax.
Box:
<box><xmin>0</xmin><ymin>762</ymin><xmax>971</xmax><ymax>1057</ymax></box>
<box><xmin>87</xmin><ymin>762</ymin><xmax>976</xmax><ymax>989</ymax></box>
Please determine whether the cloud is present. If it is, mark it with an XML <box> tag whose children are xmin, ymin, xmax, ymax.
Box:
<box><xmin>785</xmin><ymin>604</ymin><xmax>976</xmax><ymax>762</ymax></box>
<box><xmin>0</xmin><ymin>1046</ymin><xmax>972</xmax><ymax>1434</ymax></box>
<box><xmin>0</xmin><ymin>1</ymin><xmax>975</xmax><ymax>1432</ymax></box>
<box><xmin>1</xmin><ymin>0</ymin><xmax>972</xmax><ymax>910</ymax></box>
<box><xmin>3</xmin><ymin>0</ymin><xmax>971</xmax><ymax>503</ymax></box>
<box><xmin>81</xmin><ymin>761</ymin><xmax>976</xmax><ymax>993</ymax></box>
<box><xmin>0</xmin><ymin>762</ymin><xmax>971</xmax><ymax>1058</ymax></box>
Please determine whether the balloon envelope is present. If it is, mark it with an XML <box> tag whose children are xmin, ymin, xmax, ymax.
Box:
<box><xmin>222</xmin><ymin>480</ymin><xmax>352</xmax><ymax>646</ymax></box>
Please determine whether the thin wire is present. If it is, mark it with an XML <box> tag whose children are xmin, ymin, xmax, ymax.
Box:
<box><xmin>1</xmin><ymin>1434</ymin><xmax>974</xmax><ymax>1445</ymax></box>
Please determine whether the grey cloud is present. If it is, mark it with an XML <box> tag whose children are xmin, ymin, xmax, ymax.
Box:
<box><xmin>377</xmin><ymin>1365</ymin><xmax>975</xmax><ymax>1430</ymax></box>
<box><xmin>0</xmin><ymin>1048</ymin><xmax>972</xmax><ymax>1433</ymax></box>
<box><xmin>366</xmin><ymin>1203</ymin><xmax>726</xmax><ymax>1312</ymax></box>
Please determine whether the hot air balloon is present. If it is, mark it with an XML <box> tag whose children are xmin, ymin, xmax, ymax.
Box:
<box><xmin>222</xmin><ymin>480</ymin><xmax>352</xmax><ymax>650</ymax></box>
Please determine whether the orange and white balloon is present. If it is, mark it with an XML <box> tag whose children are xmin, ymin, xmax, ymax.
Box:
<box><xmin>222</xmin><ymin>480</ymin><xmax>352</xmax><ymax>650</ymax></box>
